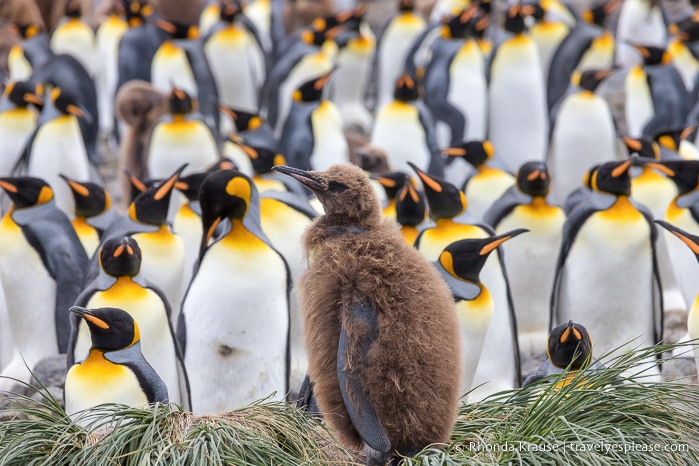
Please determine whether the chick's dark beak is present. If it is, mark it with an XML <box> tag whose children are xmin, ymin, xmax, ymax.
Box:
<box><xmin>272</xmin><ymin>165</ymin><xmax>325</xmax><ymax>191</ymax></box>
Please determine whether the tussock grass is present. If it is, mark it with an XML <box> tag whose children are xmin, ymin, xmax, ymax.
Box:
<box><xmin>1</xmin><ymin>343</ymin><xmax>698</xmax><ymax>465</ymax></box>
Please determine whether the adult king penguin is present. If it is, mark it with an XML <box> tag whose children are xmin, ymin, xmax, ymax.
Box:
<box><xmin>0</xmin><ymin>81</ymin><xmax>42</xmax><ymax>177</ymax></box>
<box><xmin>70</xmin><ymin>236</ymin><xmax>190</xmax><ymax>409</ymax></box>
<box><xmin>272</xmin><ymin>163</ymin><xmax>461</xmax><ymax>465</ymax></box>
<box><xmin>0</xmin><ymin>177</ymin><xmax>88</xmax><ymax>390</ymax></box>
<box><xmin>64</xmin><ymin>306</ymin><xmax>168</xmax><ymax>427</ymax></box>
<box><xmin>435</xmin><ymin>229</ymin><xmax>527</xmax><ymax>395</ymax></box>
<box><xmin>484</xmin><ymin>161</ymin><xmax>566</xmax><ymax>362</ymax></box>
<box><xmin>49</xmin><ymin>0</ymin><xmax>96</xmax><ymax>76</ymax></box>
<box><xmin>547</xmin><ymin>69</ymin><xmax>619</xmax><ymax>204</ymax></box>
<box><xmin>279</xmin><ymin>72</ymin><xmax>349</xmax><ymax>171</ymax></box>
<box><xmin>179</xmin><ymin>169</ymin><xmax>290</xmax><ymax>414</ymax></box>
<box><xmin>550</xmin><ymin>159</ymin><xmax>663</xmax><ymax>381</ymax></box>
<box><xmin>409</xmin><ymin>163</ymin><xmax>522</xmax><ymax>400</ymax></box>
<box><xmin>488</xmin><ymin>2</ymin><xmax>549</xmax><ymax>171</ymax></box>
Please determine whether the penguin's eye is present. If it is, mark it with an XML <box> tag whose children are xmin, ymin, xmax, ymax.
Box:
<box><xmin>327</xmin><ymin>180</ymin><xmax>348</xmax><ymax>192</ymax></box>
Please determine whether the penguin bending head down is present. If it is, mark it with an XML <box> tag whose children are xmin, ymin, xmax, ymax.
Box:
<box><xmin>272</xmin><ymin>163</ymin><xmax>462</xmax><ymax>466</ymax></box>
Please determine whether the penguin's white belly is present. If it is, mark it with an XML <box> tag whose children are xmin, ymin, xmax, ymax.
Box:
<box><xmin>8</xmin><ymin>45</ymin><xmax>31</xmax><ymax>80</ymax></box>
<box><xmin>205</xmin><ymin>29</ymin><xmax>262</xmax><ymax>112</ymax></box>
<box><xmin>464</xmin><ymin>172</ymin><xmax>514</xmax><ymax>220</ymax></box>
<box><xmin>688</xmin><ymin>297</ymin><xmax>699</xmax><ymax>376</ymax></box>
<box><xmin>377</xmin><ymin>17</ymin><xmax>426</xmax><ymax>109</ymax></box>
<box><xmin>0</xmin><ymin>109</ymin><xmax>36</xmax><ymax>176</ymax></box>
<box><xmin>497</xmin><ymin>205</ymin><xmax>565</xmax><ymax>356</ymax></box>
<box><xmin>558</xmin><ymin>215</ymin><xmax>655</xmax><ymax>357</ymax></box>
<box><xmin>0</xmin><ymin>282</ymin><xmax>12</xmax><ymax>370</ymax></box>
<box><xmin>488</xmin><ymin>39</ymin><xmax>548</xmax><ymax>170</ymax></box>
<box><xmin>577</xmin><ymin>34</ymin><xmax>615</xmax><ymax>72</ymax></box>
<box><xmin>531</xmin><ymin>22</ymin><xmax>569</xmax><ymax>77</ymax></box>
<box><xmin>28</xmin><ymin>116</ymin><xmax>90</xmax><ymax>216</ymax></box>
<box><xmin>147</xmin><ymin>121</ymin><xmax>219</xmax><ymax>178</ymax></box>
<box><xmin>65</xmin><ymin>355</ymin><xmax>149</xmax><ymax>422</ymax></box>
<box><xmin>245</xmin><ymin>0</ymin><xmax>272</xmax><ymax>52</ymax></box>
<box><xmin>132</xmin><ymin>230</ymin><xmax>185</xmax><ymax>318</ymax></box>
<box><xmin>310</xmin><ymin>102</ymin><xmax>348</xmax><ymax>170</ymax></box>
<box><xmin>371</xmin><ymin>103</ymin><xmax>430</xmax><ymax>174</ymax></box>
<box><xmin>333</xmin><ymin>44</ymin><xmax>373</xmax><ymax>132</ymax></box>
<box><xmin>615</xmin><ymin>1</ymin><xmax>666</xmax><ymax>68</ymax></box>
<box><xmin>77</xmin><ymin>288</ymin><xmax>182</xmax><ymax>404</ymax></box>
<box><xmin>51</xmin><ymin>21</ymin><xmax>96</xmax><ymax>75</ymax></box>
<box><xmin>151</xmin><ymin>44</ymin><xmax>197</xmax><ymax>96</ymax></box>
<box><xmin>664</xmin><ymin>208</ymin><xmax>699</xmax><ymax>311</ymax></box>
<box><xmin>624</xmin><ymin>67</ymin><xmax>653</xmax><ymax>138</ymax></box>
<box><xmin>456</xmin><ymin>293</ymin><xmax>493</xmax><ymax>394</ymax></box>
<box><xmin>173</xmin><ymin>206</ymin><xmax>203</xmax><ymax>290</ymax></box>
<box><xmin>0</xmin><ymin>218</ymin><xmax>57</xmax><ymax>388</ymax></box>
<box><xmin>183</xmin><ymin>239</ymin><xmax>288</xmax><ymax>414</ymax></box>
<box><xmin>548</xmin><ymin>94</ymin><xmax>617</xmax><ymax>203</ymax></box>
<box><xmin>95</xmin><ymin>17</ymin><xmax>127</xmax><ymax>134</ymax></box>
<box><xmin>447</xmin><ymin>42</ymin><xmax>487</xmax><ymax>141</ymax></box>
<box><xmin>668</xmin><ymin>41</ymin><xmax>699</xmax><ymax>91</ymax></box>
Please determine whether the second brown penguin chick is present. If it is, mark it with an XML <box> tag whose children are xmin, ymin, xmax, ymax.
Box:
<box><xmin>273</xmin><ymin>163</ymin><xmax>461</xmax><ymax>465</ymax></box>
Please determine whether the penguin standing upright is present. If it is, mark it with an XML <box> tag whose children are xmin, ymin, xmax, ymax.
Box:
<box><xmin>60</xmin><ymin>174</ymin><xmax>117</xmax><ymax>258</ymax></box>
<box><xmin>421</xmin><ymin>6</ymin><xmax>487</xmax><ymax>147</ymax></box>
<box><xmin>484</xmin><ymin>161</ymin><xmax>566</xmax><ymax>362</ymax></box>
<box><xmin>546</xmin><ymin>0</ymin><xmax>618</xmax><ymax>112</ymax></box>
<box><xmin>272</xmin><ymin>163</ymin><xmax>461</xmax><ymax>465</ymax></box>
<box><xmin>654</xmin><ymin>220</ymin><xmax>699</xmax><ymax>376</ymax></box>
<box><xmin>203</xmin><ymin>0</ymin><xmax>266</xmax><ymax>120</ymax></box>
<box><xmin>370</xmin><ymin>73</ymin><xmax>443</xmax><ymax>176</ymax></box>
<box><xmin>529</xmin><ymin>0</ymin><xmax>571</xmax><ymax>83</ymax></box>
<box><xmin>374</xmin><ymin>0</ymin><xmax>427</xmax><ymax>110</ymax></box>
<box><xmin>394</xmin><ymin>177</ymin><xmax>427</xmax><ymax>245</ymax></box>
<box><xmin>547</xmin><ymin>69</ymin><xmax>619</xmax><ymax>204</ymax></box>
<box><xmin>172</xmin><ymin>171</ymin><xmax>208</xmax><ymax>292</ymax></box>
<box><xmin>615</xmin><ymin>0</ymin><xmax>667</xmax><ymax>68</ymax></box>
<box><xmin>488</xmin><ymin>3</ymin><xmax>549</xmax><ymax>171</ymax></box>
<box><xmin>17</xmin><ymin>86</ymin><xmax>96</xmax><ymax>216</ymax></box>
<box><xmin>624</xmin><ymin>44</ymin><xmax>691</xmax><ymax>139</ymax></box>
<box><xmin>0</xmin><ymin>81</ymin><xmax>42</xmax><ymax>177</ymax></box>
<box><xmin>410</xmin><ymin>163</ymin><xmax>521</xmax><ymax>400</ymax></box>
<box><xmin>70</xmin><ymin>236</ymin><xmax>190</xmax><ymax>409</ymax></box>
<box><xmin>435</xmin><ymin>229</ymin><xmax>527</xmax><ymax>395</ymax></box>
<box><xmin>179</xmin><ymin>169</ymin><xmax>290</xmax><ymax>414</ymax></box>
<box><xmin>145</xmin><ymin>86</ymin><xmax>220</xmax><ymax>179</ymax></box>
<box><xmin>0</xmin><ymin>177</ymin><xmax>88</xmax><ymax>390</ymax></box>
<box><xmin>551</xmin><ymin>159</ymin><xmax>663</xmax><ymax>381</ymax></box>
<box><xmin>443</xmin><ymin>140</ymin><xmax>515</xmax><ymax>220</ymax></box>
<box><xmin>279</xmin><ymin>73</ymin><xmax>349</xmax><ymax>171</ymax></box>
<box><xmin>49</xmin><ymin>0</ymin><xmax>96</xmax><ymax>76</ymax></box>
<box><xmin>64</xmin><ymin>306</ymin><xmax>168</xmax><ymax>426</ymax></box>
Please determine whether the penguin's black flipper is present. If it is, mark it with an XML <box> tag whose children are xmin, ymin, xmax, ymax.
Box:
<box><xmin>13</xmin><ymin>204</ymin><xmax>89</xmax><ymax>354</ymax></box>
<box><xmin>106</xmin><ymin>342</ymin><xmax>169</xmax><ymax>404</ymax></box>
<box><xmin>337</xmin><ymin>300</ymin><xmax>391</xmax><ymax>456</ymax></box>
<box><xmin>643</xmin><ymin>67</ymin><xmax>692</xmax><ymax>139</ymax></box>
<box><xmin>521</xmin><ymin>360</ymin><xmax>556</xmax><ymax>388</ymax></box>
<box><xmin>296</xmin><ymin>374</ymin><xmax>321</xmax><ymax>416</ymax></box>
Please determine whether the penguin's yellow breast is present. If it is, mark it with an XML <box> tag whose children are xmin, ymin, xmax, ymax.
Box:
<box><xmin>0</xmin><ymin>108</ymin><xmax>36</xmax><ymax>132</ymax></box>
<box><xmin>395</xmin><ymin>12</ymin><xmax>426</xmax><ymax>29</ymax></box>
<box><xmin>456</xmin><ymin>286</ymin><xmax>493</xmax><ymax>332</ymax></box>
<box><xmin>132</xmin><ymin>226</ymin><xmax>181</xmax><ymax>254</ymax></box>
<box><xmin>515</xmin><ymin>198</ymin><xmax>566</xmax><ymax>222</ymax></box>
<box><xmin>94</xmin><ymin>276</ymin><xmax>150</xmax><ymax>302</ymax></box>
<box><xmin>597</xmin><ymin>196</ymin><xmax>644</xmax><ymax>222</ymax></box>
<box><xmin>219</xmin><ymin>220</ymin><xmax>270</xmax><ymax>254</ymax></box>
<box><xmin>0</xmin><ymin>211</ymin><xmax>21</xmax><ymax>235</ymax></box>
<box><xmin>381</xmin><ymin>101</ymin><xmax>419</xmax><ymax>122</ymax></box>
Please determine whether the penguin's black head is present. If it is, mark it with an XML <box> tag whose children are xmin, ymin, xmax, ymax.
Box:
<box><xmin>370</xmin><ymin>172</ymin><xmax>410</xmax><ymax>200</ymax></box>
<box><xmin>128</xmin><ymin>165</ymin><xmax>186</xmax><ymax>225</ymax></box>
<box><xmin>654</xmin><ymin>126</ymin><xmax>695</xmax><ymax>152</ymax></box>
<box><xmin>398</xmin><ymin>0</ymin><xmax>416</xmax><ymax>12</ymax></box>
<box><xmin>219</xmin><ymin>0</ymin><xmax>243</xmax><ymax>22</ymax></box>
<box><xmin>673</xmin><ymin>12</ymin><xmax>699</xmax><ymax>43</ymax></box>
<box><xmin>590</xmin><ymin>159</ymin><xmax>632</xmax><ymax>196</ymax></box>
<box><xmin>648</xmin><ymin>160</ymin><xmax>699</xmax><ymax>194</ymax></box>
<box><xmin>124</xmin><ymin>170</ymin><xmax>159</xmax><ymax>203</ymax></box>
<box><xmin>441</xmin><ymin>6</ymin><xmax>479</xmax><ymax>39</ymax></box>
<box><xmin>246</xmin><ymin>147</ymin><xmax>285</xmax><ymax>175</ymax></box>
<box><xmin>175</xmin><ymin>171</ymin><xmax>209</xmax><ymax>202</ymax></box>
<box><xmin>575</xmin><ymin>69</ymin><xmax>613</xmax><ymax>92</ymax></box>
<box><xmin>70</xmin><ymin>306</ymin><xmax>140</xmax><ymax>351</ymax></box>
<box><xmin>293</xmin><ymin>73</ymin><xmax>331</xmax><ymax>103</ymax></box>
<box><xmin>547</xmin><ymin>320</ymin><xmax>593</xmax><ymax>369</ymax></box>
<box><xmin>581</xmin><ymin>163</ymin><xmax>601</xmax><ymax>190</ymax></box>
<box><xmin>156</xmin><ymin>19</ymin><xmax>199</xmax><ymax>40</ymax></box>
<box><xmin>582</xmin><ymin>0</ymin><xmax>620</xmax><ymax>27</ymax></box>
<box><xmin>168</xmin><ymin>87</ymin><xmax>195</xmax><ymax>115</ymax></box>
<box><xmin>409</xmin><ymin>162</ymin><xmax>466</xmax><ymax>221</ymax></box>
<box><xmin>51</xmin><ymin>88</ymin><xmax>88</xmax><ymax>119</ymax></box>
<box><xmin>198</xmin><ymin>169</ymin><xmax>257</xmax><ymax>257</ymax></box>
<box><xmin>59</xmin><ymin>174</ymin><xmax>111</xmax><ymax>218</ymax></box>
<box><xmin>393</xmin><ymin>74</ymin><xmax>420</xmax><ymax>102</ymax></box>
<box><xmin>218</xmin><ymin>106</ymin><xmax>263</xmax><ymax>133</ymax></box>
<box><xmin>273</xmin><ymin>164</ymin><xmax>382</xmax><ymax>226</ymax></box>
<box><xmin>99</xmin><ymin>236</ymin><xmax>142</xmax><ymax>277</ymax></box>
<box><xmin>0</xmin><ymin>177</ymin><xmax>53</xmax><ymax>209</ymax></box>
<box><xmin>124</xmin><ymin>0</ymin><xmax>153</xmax><ymax>27</ymax></box>
<box><xmin>395</xmin><ymin>179</ymin><xmax>427</xmax><ymax>227</ymax></box>
<box><xmin>442</xmin><ymin>140</ymin><xmax>494</xmax><ymax>168</ymax></box>
<box><xmin>504</xmin><ymin>3</ymin><xmax>538</xmax><ymax>35</ymax></box>
<box><xmin>11</xmin><ymin>23</ymin><xmax>42</xmax><ymax>40</ymax></box>
<box><xmin>65</xmin><ymin>0</ymin><xmax>82</xmax><ymax>17</ymax></box>
<box><xmin>622</xmin><ymin>136</ymin><xmax>660</xmax><ymax>160</ymax></box>
<box><xmin>655</xmin><ymin>220</ymin><xmax>699</xmax><ymax>262</ymax></box>
<box><xmin>631</xmin><ymin>43</ymin><xmax>671</xmax><ymax>66</ymax></box>
<box><xmin>439</xmin><ymin>229</ymin><xmax>528</xmax><ymax>283</ymax></box>
<box><xmin>334</xmin><ymin>3</ymin><xmax>367</xmax><ymax>32</ymax></box>
<box><xmin>4</xmin><ymin>81</ymin><xmax>43</xmax><ymax>109</ymax></box>
<box><xmin>515</xmin><ymin>161</ymin><xmax>550</xmax><ymax>197</ymax></box>
<box><xmin>207</xmin><ymin>157</ymin><xmax>239</xmax><ymax>173</ymax></box>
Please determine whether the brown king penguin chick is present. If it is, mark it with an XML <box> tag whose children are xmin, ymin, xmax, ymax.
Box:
<box><xmin>272</xmin><ymin>163</ymin><xmax>462</xmax><ymax>466</ymax></box>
